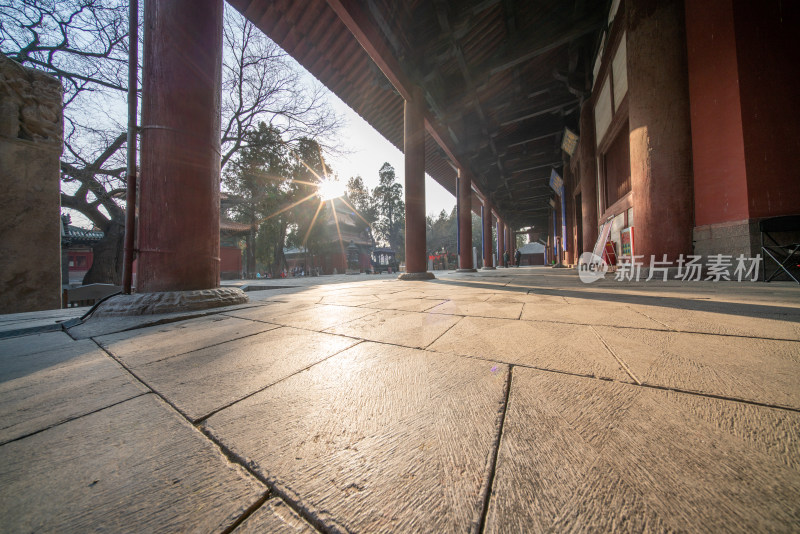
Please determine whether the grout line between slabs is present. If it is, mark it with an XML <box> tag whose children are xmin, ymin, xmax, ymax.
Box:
<box><xmin>0</xmin><ymin>391</ymin><xmax>149</xmax><ymax>447</ymax></box>
<box><xmin>590</xmin><ymin>325</ymin><xmax>642</xmax><ymax>385</ymax></box>
<box><xmin>194</xmin><ymin>340</ymin><xmax>364</xmax><ymax>424</ymax></box>
<box><xmin>474</xmin><ymin>365</ymin><xmax>514</xmax><ymax>534</ymax></box>
<box><xmin>424</xmin><ymin>316</ymin><xmax>464</xmax><ymax>350</ymax></box>
<box><xmin>92</xmin><ymin>337</ymin><xmax>347</xmax><ymax>534</ymax></box>
<box><xmin>219</xmin><ymin>492</ymin><xmax>271</xmax><ymax>534</ymax></box>
<box><xmin>628</xmin><ymin>306</ymin><xmax>675</xmax><ymax>331</ymax></box>
<box><xmin>94</xmin><ymin>322</ymin><xmax>284</xmax><ymax>367</ymax></box>
<box><xmin>199</xmin><ymin>428</ymin><xmax>346</xmax><ymax>534</ymax></box>
<box><xmin>430</xmin><ymin>347</ymin><xmax>800</xmax><ymax>414</ymax></box>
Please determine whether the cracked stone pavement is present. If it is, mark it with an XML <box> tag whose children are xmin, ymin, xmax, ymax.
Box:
<box><xmin>1</xmin><ymin>267</ymin><xmax>799</xmax><ymax>532</ymax></box>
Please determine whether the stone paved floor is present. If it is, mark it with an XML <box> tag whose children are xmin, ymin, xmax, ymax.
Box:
<box><xmin>1</xmin><ymin>267</ymin><xmax>799</xmax><ymax>532</ymax></box>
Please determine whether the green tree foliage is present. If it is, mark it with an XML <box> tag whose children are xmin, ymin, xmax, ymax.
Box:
<box><xmin>372</xmin><ymin>163</ymin><xmax>405</xmax><ymax>256</ymax></box>
<box><xmin>426</xmin><ymin>207</ymin><xmax>457</xmax><ymax>255</ymax></box>
<box><xmin>472</xmin><ymin>213</ymin><xmax>482</xmax><ymax>257</ymax></box>
<box><xmin>285</xmin><ymin>137</ymin><xmax>332</xmax><ymax>266</ymax></box>
<box><xmin>345</xmin><ymin>176</ymin><xmax>378</xmax><ymax>244</ymax></box>
<box><xmin>223</xmin><ymin>122</ymin><xmax>290</xmax><ymax>276</ymax></box>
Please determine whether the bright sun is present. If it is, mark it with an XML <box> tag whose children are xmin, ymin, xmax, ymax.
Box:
<box><xmin>317</xmin><ymin>177</ymin><xmax>346</xmax><ymax>201</ymax></box>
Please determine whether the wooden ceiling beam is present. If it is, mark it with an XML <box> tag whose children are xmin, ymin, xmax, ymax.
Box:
<box><xmin>325</xmin><ymin>0</ymin><xmax>414</xmax><ymax>101</ymax></box>
<box><xmin>325</xmin><ymin>0</ymin><xmax>490</xmax><ymax>199</ymax></box>
<box><xmin>499</xmin><ymin>98</ymin><xmax>579</xmax><ymax>127</ymax></box>
<box><xmin>485</xmin><ymin>15</ymin><xmax>607</xmax><ymax>77</ymax></box>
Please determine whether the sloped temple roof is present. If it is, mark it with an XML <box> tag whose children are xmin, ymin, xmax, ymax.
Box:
<box><xmin>228</xmin><ymin>0</ymin><xmax>608</xmax><ymax>229</ymax></box>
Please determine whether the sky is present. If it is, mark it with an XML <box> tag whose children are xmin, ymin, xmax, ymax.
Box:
<box><xmin>317</xmin><ymin>81</ymin><xmax>457</xmax><ymax>218</ymax></box>
<box><xmin>63</xmin><ymin>12</ymin><xmax>457</xmax><ymax>229</ymax></box>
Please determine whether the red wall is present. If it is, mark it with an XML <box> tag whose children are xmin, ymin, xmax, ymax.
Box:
<box><xmin>733</xmin><ymin>1</ymin><xmax>800</xmax><ymax>218</ymax></box>
<box><xmin>67</xmin><ymin>251</ymin><xmax>93</xmax><ymax>272</ymax></box>
<box><xmin>220</xmin><ymin>245</ymin><xmax>242</xmax><ymax>274</ymax></box>
<box><xmin>687</xmin><ymin>0</ymin><xmax>800</xmax><ymax>225</ymax></box>
<box><xmin>685</xmin><ymin>0</ymin><xmax>748</xmax><ymax>226</ymax></box>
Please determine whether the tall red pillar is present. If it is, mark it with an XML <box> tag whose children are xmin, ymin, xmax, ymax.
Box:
<box><xmin>457</xmin><ymin>169</ymin><xmax>476</xmax><ymax>271</ymax></box>
<box><xmin>563</xmin><ymin>159</ymin><xmax>575</xmax><ymax>265</ymax></box>
<box><xmin>627</xmin><ymin>0</ymin><xmax>694</xmax><ymax>262</ymax></box>
<box><xmin>481</xmin><ymin>199</ymin><xmax>495</xmax><ymax>269</ymax></box>
<box><xmin>138</xmin><ymin>0</ymin><xmax>223</xmax><ymax>292</ymax></box>
<box><xmin>579</xmin><ymin>102</ymin><xmax>598</xmax><ymax>254</ymax></box>
<box><xmin>497</xmin><ymin>219</ymin><xmax>505</xmax><ymax>266</ymax></box>
<box><xmin>400</xmin><ymin>86</ymin><xmax>434</xmax><ymax>280</ymax></box>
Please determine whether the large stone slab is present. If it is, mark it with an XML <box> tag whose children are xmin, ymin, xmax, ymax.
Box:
<box><xmin>484</xmin><ymin>292</ymin><xmax>540</xmax><ymax>304</ymax></box>
<box><xmin>403</xmin><ymin>289</ymin><xmax>493</xmax><ymax>302</ymax></box>
<box><xmin>0</xmin><ymin>307</ymin><xmax>82</xmax><ymax>338</ymax></box>
<box><xmin>324</xmin><ymin>309</ymin><xmax>461</xmax><ymax>349</ymax></box>
<box><xmin>0</xmin><ymin>394</ymin><xmax>265</xmax><ymax>532</ymax></box>
<box><xmin>428</xmin><ymin>316</ymin><xmax>631</xmax><ymax>382</ymax></box>
<box><xmin>0</xmin><ymin>340</ymin><xmax>147</xmax><ymax>444</ymax></box>
<box><xmin>361</xmin><ymin>297</ymin><xmax>446</xmax><ymax>312</ymax></box>
<box><xmin>0</xmin><ymin>338</ymin><xmax>102</xmax><ymax>384</ymax></box>
<box><xmin>204</xmin><ymin>343</ymin><xmax>508</xmax><ymax>533</ymax></box>
<box><xmin>98</xmin><ymin>314</ymin><xmax>279</xmax><ymax>368</ymax></box>
<box><xmin>520</xmin><ymin>296</ymin><xmax>668</xmax><ymax>329</ymax></box>
<box><xmin>628</xmin><ymin>302</ymin><xmax>800</xmax><ymax>339</ymax></box>
<box><xmin>134</xmin><ymin>327</ymin><xmax>360</xmax><ymax>421</ymax></box>
<box><xmin>224</xmin><ymin>300</ymin><xmax>319</xmax><ymax>322</ymax></box>
<box><xmin>265</xmin><ymin>304</ymin><xmax>379</xmax><ymax>331</ymax></box>
<box><xmin>427</xmin><ymin>299</ymin><xmax>524</xmax><ymax>320</ymax></box>
<box><xmin>319</xmin><ymin>294</ymin><xmax>380</xmax><ymax>306</ymax></box>
<box><xmin>234</xmin><ymin>498</ymin><xmax>316</xmax><ymax>533</ymax></box>
<box><xmin>0</xmin><ymin>330</ymin><xmax>78</xmax><ymax>359</ymax></box>
<box><xmin>594</xmin><ymin>326</ymin><xmax>800</xmax><ymax>408</ymax></box>
<box><xmin>485</xmin><ymin>368</ymin><xmax>800</xmax><ymax>532</ymax></box>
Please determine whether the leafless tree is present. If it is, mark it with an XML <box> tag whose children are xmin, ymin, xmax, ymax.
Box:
<box><xmin>1</xmin><ymin>0</ymin><xmax>131</xmax><ymax>283</ymax></box>
<box><xmin>1</xmin><ymin>1</ymin><xmax>341</xmax><ymax>285</ymax></box>
<box><xmin>220</xmin><ymin>9</ymin><xmax>341</xmax><ymax>168</ymax></box>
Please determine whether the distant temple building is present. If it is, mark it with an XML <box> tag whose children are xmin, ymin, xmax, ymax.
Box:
<box><xmin>61</xmin><ymin>211</ymin><xmax>248</xmax><ymax>286</ymax></box>
<box><xmin>285</xmin><ymin>198</ymin><xmax>374</xmax><ymax>275</ymax></box>
<box><xmin>60</xmin><ymin>215</ymin><xmax>103</xmax><ymax>286</ymax></box>
<box><xmin>219</xmin><ymin>218</ymin><xmax>249</xmax><ymax>279</ymax></box>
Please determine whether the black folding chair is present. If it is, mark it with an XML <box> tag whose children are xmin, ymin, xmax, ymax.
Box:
<box><xmin>760</xmin><ymin>215</ymin><xmax>800</xmax><ymax>284</ymax></box>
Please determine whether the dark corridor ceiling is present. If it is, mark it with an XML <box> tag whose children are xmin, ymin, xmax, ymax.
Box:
<box><xmin>228</xmin><ymin>0</ymin><xmax>609</xmax><ymax>230</ymax></box>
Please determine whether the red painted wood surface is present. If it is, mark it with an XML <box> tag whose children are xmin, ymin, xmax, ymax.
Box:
<box><xmin>457</xmin><ymin>171</ymin><xmax>474</xmax><ymax>269</ymax></box>
<box><xmin>138</xmin><ymin>0</ymin><xmax>224</xmax><ymax>292</ymax></box>
<box><xmin>404</xmin><ymin>88</ymin><xmax>427</xmax><ymax>274</ymax></box>
<box><xmin>483</xmin><ymin>200</ymin><xmax>494</xmax><ymax>267</ymax></box>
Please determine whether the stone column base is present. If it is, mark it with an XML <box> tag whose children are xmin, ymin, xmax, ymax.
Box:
<box><xmin>693</xmin><ymin>219</ymin><xmax>761</xmax><ymax>259</ymax></box>
<box><xmin>397</xmin><ymin>271</ymin><xmax>436</xmax><ymax>281</ymax></box>
<box><xmin>91</xmin><ymin>287</ymin><xmax>248</xmax><ymax>317</ymax></box>
<box><xmin>481</xmin><ymin>266</ymin><xmax>496</xmax><ymax>271</ymax></box>
<box><xmin>456</xmin><ymin>268</ymin><xmax>478</xmax><ymax>273</ymax></box>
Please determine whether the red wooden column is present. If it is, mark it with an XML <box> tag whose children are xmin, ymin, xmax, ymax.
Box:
<box><xmin>457</xmin><ymin>169</ymin><xmax>476</xmax><ymax>271</ymax></box>
<box><xmin>482</xmin><ymin>199</ymin><xmax>495</xmax><ymax>269</ymax></box>
<box><xmin>400</xmin><ymin>86</ymin><xmax>434</xmax><ymax>280</ymax></box>
<box><xmin>578</xmin><ymin>102</ymin><xmax>598</xmax><ymax>253</ymax></box>
<box><xmin>138</xmin><ymin>0</ymin><xmax>223</xmax><ymax>292</ymax></box>
<box><xmin>627</xmin><ymin>0</ymin><xmax>693</xmax><ymax>262</ymax></box>
<box><xmin>505</xmin><ymin>226</ymin><xmax>513</xmax><ymax>257</ymax></box>
<box><xmin>497</xmin><ymin>218</ymin><xmax>505</xmax><ymax>266</ymax></box>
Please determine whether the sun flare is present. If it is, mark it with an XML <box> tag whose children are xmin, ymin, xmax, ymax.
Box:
<box><xmin>317</xmin><ymin>177</ymin><xmax>346</xmax><ymax>201</ymax></box>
